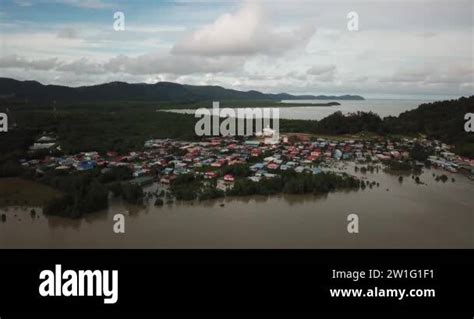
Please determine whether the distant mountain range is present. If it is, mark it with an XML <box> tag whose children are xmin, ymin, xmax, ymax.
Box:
<box><xmin>0</xmin><ymin>77</ymin><xmax>364</xmax><ymax>104</ymax></box>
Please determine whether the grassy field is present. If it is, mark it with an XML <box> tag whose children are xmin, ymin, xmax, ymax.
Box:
<box><xmin>0</xmin><ymin>178</ymin><xmax>61</xmax><ymax>207</ymax></box>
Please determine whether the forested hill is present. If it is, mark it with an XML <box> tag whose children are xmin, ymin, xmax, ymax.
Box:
<box><xmin>0</xmin><ymin>77</ymin><xmax>364</xmax><ymax>104</ymax></box>
<box><xmin>308</xmin><ymin>96</ymin><xmax>474</xmax><ymax>156</ymax></box>
<box><xmin>385</xmin><ymin>96</ymin><xmax>474</xmax><ymax>155</ymax></box>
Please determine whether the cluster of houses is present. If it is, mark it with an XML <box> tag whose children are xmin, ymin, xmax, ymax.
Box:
<box><xmin>21</xmin><ymin>135</ymin><xmax>474</xmax><ymax>187</ymax></box>
<box><xmin>427</xmin><ymin>152</ymin><xmax>472</xmax><ymax>173</ymax></box>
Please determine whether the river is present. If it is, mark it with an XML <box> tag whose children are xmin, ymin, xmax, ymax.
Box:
<box><xmin>1</xmin><ymin>164</ymin><xmax>472</xmax><ymax>248</ymax></box>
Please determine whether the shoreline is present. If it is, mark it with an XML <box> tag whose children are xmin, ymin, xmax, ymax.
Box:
<box><xmin>1</xmin><ymin>165</ymin><xmax>472</xmax><ymax>249</ymax></box>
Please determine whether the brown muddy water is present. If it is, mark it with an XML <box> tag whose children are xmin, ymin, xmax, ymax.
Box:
<box><xmin>0</xmin><ymin>165</ymin><xmax>472</xmax><ymax>248</ymax></box>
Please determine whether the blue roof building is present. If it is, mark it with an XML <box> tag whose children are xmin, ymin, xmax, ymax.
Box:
<box><xmin>77</xmin><ymin>160</ymin><xmax>96</xmax><ymax>171</ymax></box>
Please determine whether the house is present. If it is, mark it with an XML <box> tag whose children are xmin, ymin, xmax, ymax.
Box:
<box><xmin>173</xmin><ymin>167</ymin><xmax>190</xmax><ymax>175</ymax></box>
<box><xmin>286</xmin><ymin>161</ymin><xmax>297</xmax><ymax>167</ymax></box>
<box><xmin>250</xmin><ymin>163</ymin><xmax>265</xmax><ymax>171</ymax></box>
<box><xmin>59</xmin><ymin>158</ymin><xmax>75</xmax><ymax>166</ymax></box>
<box><xmin>245</xmin><ymin>140</ymin><xmax>261</xmax><ymax>147</ymax></box>
<box><xmin>295</xmin><ymin>166</ymin><xmax>305</xmax><ymax>173</ymax></box>
<box><xmin>267</xmin><ymin>163</ymin><xmax>279</xmax><ymax>170</ymax></box>
<box><xmin>205</xmin><ymin>171</ymin><xmax>218</xmax><ymax>179</ymax></box>
<box><xmin>163</xmin><ymin>167</ymin><xmax>174</xmax><ymax>175</ymax></box>
<box><xmin>255</xmin><ymin>170</ymin><xmax>267</xmax><ymax>177</ymax></box>
<box><xmin>77</xmin><ymin>160</ymin><xmax>96</xmax><ymax>171</ymax></box>
<box><xmin>263</xmin><ymin>173</ymin><xmax>277</xmax><ymax>178</ymax></box>
<box><xmin>390</xmin><ymin>151</ymin><xmax>401</xmax><ymax>159</ymax></box>
<box><xmin>224</xmin><ymin>174</ymin><xmax>235</xmax><ymax>182</ymax></box>
<box><xmin>133</xmin><ymin>169</ymin><xmax>150</xmax><ymax>177</ymax></box>
<box><xmin>211</xmin><ymin>159</ymin><xmax>227</xmax><ymax>167</ymax></box>
<box><xmin>342</xmin><ymin>153</ymin><xmax>351</xmax><ymax>160</ymax></box>
<box><xmin>251</xmin><ymin>149</ymin><xmax>262</xmax><ymax>157</ymax></box>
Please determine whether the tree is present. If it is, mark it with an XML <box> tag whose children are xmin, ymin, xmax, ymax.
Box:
<box><xmin>410</xmin><ymin>143</ymin><xmax>430</xmax><ymax>161</ymax></box>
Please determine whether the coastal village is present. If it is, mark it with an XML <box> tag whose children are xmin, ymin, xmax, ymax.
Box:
<box><xmin>20</xmin><ymin>129</ymin><xmax>474</xmax><ymax>194</ymax></box>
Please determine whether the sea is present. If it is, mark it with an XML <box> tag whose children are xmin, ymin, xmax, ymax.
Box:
<box><xmin>166</xmin><ymin>98</ymin><xmax>440</xmax><ymax>120</ymax></box>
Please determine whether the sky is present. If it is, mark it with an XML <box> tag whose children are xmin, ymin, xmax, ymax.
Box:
<box><xmin>0</xmin><ymin>0</ymin><xmax>472</xmax><ymax>99</ymax></box>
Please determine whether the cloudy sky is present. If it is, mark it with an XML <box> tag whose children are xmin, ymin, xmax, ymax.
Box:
<box><xmin>0</xmin><ymin>0</ymin><xmax>472</xmax><ymax>98</ymax></box>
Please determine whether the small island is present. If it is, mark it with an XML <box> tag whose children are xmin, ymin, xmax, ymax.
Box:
<box><xmin>279</xmin><ymin>101</ymin><xmax>341</xmax><ymax>107</ymax></box>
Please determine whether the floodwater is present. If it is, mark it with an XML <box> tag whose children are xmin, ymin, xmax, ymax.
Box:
<box><xmin>1</xmin><ymin>165</ymin><xmax>472</xmax><ymax>249</ymax></box>
<box><xmin>166</xmin><ymin>99</ymin><xmax>437</xmax><ymax>120</ymax></box>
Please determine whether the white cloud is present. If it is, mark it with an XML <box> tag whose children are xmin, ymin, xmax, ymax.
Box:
<box><xmin>171</xmin><ymin>1</ymin><xmax>316</xmax><ymax>56</ymax></box>
<box><xmin>57</xmin><ymin>27</ymin><xmax>80</xmax><ymax>39</ymax></box>
<box><xmin>381</xmin><ymin>64</ymin><xmax>474</xmax><ymax>86</ymax></box>
<box><xmin>0</xmin><ymin>54</ymin><xmax>59</xmax><ymax>70</ymax></box>
<box><xmin>0</xmin><ymin>52</ymin><xmax>244</xmax><ymax>76</ymax></box>
<box><xmin>103</xmin><ymin>53</ymin><xmax>244</xmax><ymax>75</ymax></box>
<box><xmin>307</xmin><ymin>64</ymin><xmax>337</xmax><ymax>81</ymax></box>
<box><xmin>56</xmin><ymin>57</ymin><xmax>104</xmax><ymax>74</ymax></box>
<box><xmin>307</xmin><ymin>64</ymin><xmax>336</xmax><ymax>76</ymax></box>
<box><xmin>0</xmin><ymin>0</ymin><xmax>472</xmax><ymax>97</ymax></box>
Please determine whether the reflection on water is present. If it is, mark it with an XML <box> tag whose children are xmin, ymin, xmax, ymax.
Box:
<box><xmin>0</xmin><ymin>166</ymin><xmax>473</xmax><ymax>248</ymax></box>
